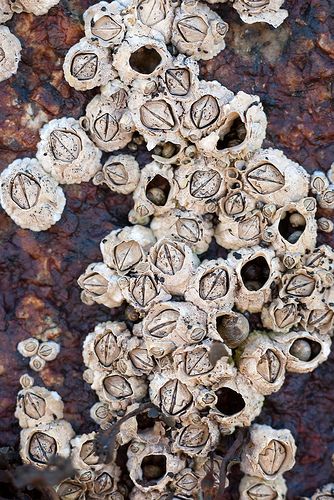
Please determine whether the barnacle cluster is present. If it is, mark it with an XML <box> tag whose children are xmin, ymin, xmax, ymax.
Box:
<box><xmin>17</xmin><ymin>337</ymin><xmax>60</xmax><ymax>372</ymax></box>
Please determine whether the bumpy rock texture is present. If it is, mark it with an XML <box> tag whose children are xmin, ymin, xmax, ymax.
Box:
<box><xmin>0</xmin><ymin>0</ymin><xmax>333</xmax><ymax>499</ymax></box>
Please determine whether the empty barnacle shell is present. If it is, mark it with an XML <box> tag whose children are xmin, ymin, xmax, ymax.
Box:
<box><xmin>240</xmin><ymin>424</ymin><xmax>296</xmax><ymax>480</ymax></box>
<box><xmin>272</xmin><ymin>330</ymin><xmax>331</xmax><ymax>374</ymax></box>
<box><xmin>118</xmin><ymin>271</ymin><xmax>171</xmax><ymax>312</ymax></box>
<box><xmin>91</xmin><ymin>370</ymin><xmax>148</xmax><ymax>412</ymax></box>
<box><xmin>185</xmin><ymin>258</ymin><xmax>236</xmax><ymax>312</ymax></box>
<box><xmin>17</xmin><ymin>338</ymin><xmax>39</xmax><ymax>358</ymax></box>
<box><xmin>82</xmin><ymin>321</ymin><xmax>130</xmax><ymax>372</ymax></box>
<box><xmin>172</xmin><ymin>1</ymin><xmax>229</xmax><ymax>61</ymax></box>
<box><xmin>310</xmin><ymin>484</ymin><xmax>334</xmax><ymax>500</ymax></box>
<box><xmin>78</xmin><ymin>262</ymin><xmax>124</xmax><ymax>309</ymax></box>
<box><xmin>84</xmin><ymin>1</ymin><xmax>126</xmax><ymax>47</ymax></box>
<box><xmin>113</xmin><ymin>34</ymin><xmax>172</xmax><ymax>85</ymax></box>
<box><xmin>0</xmin><ymin>26</ymin><xmax>21</xmax><ymax>82</ymax></box>
<box><xmin>20</xmin><ymin>420</ymin><xmax>75</xmax><ymax>469</ymax></box>
<box><xmin>239</xmin><ymin>474</ymin><xmax>287</xmax><ymax>500</ymax></box>
<box><xmin>198</xmin><ymin>92</ymin><xmax>267</xmax><ymax>160</ymax></box>
<box><xmin>151</xmin><ymin>138</ymin><xmax>188</xmax><ymax>165</ymax></box>
<box><xmin>38</xmin><ymin>341</ymin><xmax>60</xmax><ymax>362</ymax></box>
<box><xmin>232</xmin><ymin>0</ymin><xmax>288</xmax><ymax>28</ymax></box>
<box><xmin>56</xmin><ymin>479</ymin><xmax>86</xmax><ymax>500</ymax></box>
<box><xmin>211</xmin><ymin>310</ymin><xmax>250</xmax><ymax>348</ymax></box>
<box><xmin>242</xmin><ymin>148</ymin><xmax>309</xmax><ymax>205</ymax></box>
<box><xmin>209</xmin><ymin>374</ymin><xmax>264</xmax><ymax>434</ymax></box>
<box><xmin>150</xmin><ymin>373</ymin><xmax>194</xmax><ymax>420</ymax></box>
<box><xmin>151</xmin><ymin>209</ymin><xmax>214</xmax><ymax>254</ymax></box>
<box><xmin>36</xmin><ymin>118</ymin><xmax>102</xmax><ymax>184</ymax></box>
<box><xmin>9</xmin><ymin>0</ymin><xmax>60</xmax><ymax>15</ymax></box>
<box><xmin>227</xmin><ymin>246</ymin><xmax>281</xmax><ymax>313</ymax></box>
<box><xmin>148</xmin><ymin>238</ymin><xmax>200</xmax><ymax>295</ymax></box>
<box><xmin>238</xmin><ymin>331</ymin><xmax>287</xmax><ymax>395</ymax></box>
<box><xmin>80</xmin><ymin>82</ymin><xmax>134</xmax><ymax>152</ymax></box>
<box><xmin>261</xmin><ymin>298</ymin><xmax>300</xmax><ymax>333</ymax></box>
<box><xmin>132</xmin><ymin>161</ymin><xmax>178</xmax><ymax>219</ymax></box>
<box><xmin>63</xmin><ymin>37</ymin><xmax>115</xmax><ymax>91</ymax></box>
<box><xmin>172</xmin><ymin>416</ymin><xmax>220</xmax><ymax>457</ymax></box>
<box><xmin>100</xmin><ymin>225</ymin><xmax>156</xmax><ymax>273</ymax></box>
<box><xmin>0</xmin><ymin>158</ymin><xmax>66</xmax><ymax>231</ymax></box>
<box><xmin>129</xmin><ymin>0</ymin><xmax>176</xmax><ymax>42</ymax></box>
<box><xmin>143</xmin><ymin>301</ymin><xmax>207</xmax><ymax>358</ymax></box>
<box><xmin>94</xmin><ymin>154</ymin><xmax>140</xmax><ymax>194</ymax></box>
<box><xmin>0</xmin><ymin>0</ymin><xmax>13</xmax><ymax>22</ymax></box>
<box><xmin>15</xmin><ymin>386</ymin><xmax>64</xmax><ymax>429</ymax></box>
<box><xmin>215</xmin><ymin>208</ymin><xmax>266</xmax><ymax>250</ymax></box>
<box><xmin>127</xmin><ymin>432</ymin><xmax>185</xmax><ymax>492</ymax></box>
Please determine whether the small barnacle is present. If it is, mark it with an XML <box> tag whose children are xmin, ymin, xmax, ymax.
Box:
<box><xmin>151</xmin><ymin>209</ymin><xmax>214</xmax><ymax>254</ymax></box>
<box><xmin>161</xmin><ymin>54</ymin><xmax>200</xmax><ymax>102</ymax></box>
<box><xmin>317</xmin><ymin>185</ymin><xmax>334</xmax><ymax>210</ymax></box>
<box><xmin>118</xmin><ymin>271</ymin><xmax>171</xmax><ymax>312</ymax></box>
<box><xmin>63</xmin><ymin>37</ymin><xmax>114</xmax><ymax>91</ymax></box>
<box><xmin>15</xmin><ymin>385</ymin><xmax>64</xmax><ymax>429</ymax></box>
<box><xmin>130</xmin><ymin>0</ymin><xmax>177</xmax><ymax>42</ymax></box>
<box><xmin>227</xmin><ymin>246</ymin><xmax>281</xmax><ymax>313</ymax></box>
<box><xmin>211</xmin><ymin>311</ymin><xmax>250</xmax><ymax>348</ymax></box>
<box><xmin>80</xmin><ymin>82</ymin><xmax>134</xmax><ymax>152</ymax></box>
<box><xmin>89</xmin><ymin>464</ymin><xmax>122</xmax><ymax>498</ymax></box>
<box><xmin>94</xmin><ymin>155</ymin><xmax>140</xmax><ymax>195</ymax></box>
<box><xmin>131</xmin><ymin>161</ymin><xmax>178</xmax><ymax>220</ymax></box>
<box><xmin>84</xmin><ymin>1</ymin><xmax>126</xmax><ymax>47</ymax></box>
<box><xmin>17</xmin><ymin>338</ymin><xmax>39</xmax><ymax>358</ymax></box>
<box><xmin>78</xmin><ymin>262</ymin><xmax>124</xmax><ymax>309</ymax></box>
<box><xmin>148</xmin><ymin>238</ymin><xmax>200</xmax><ymax>295</ymax></box>
<box><xmin>172</xmin><ymin>416</ymin><xmax>220</xmax><ymax>457</ymax></box>
<box><xmin>29</xmin><ymin>356</ymin><xmax>46</xmax><ymax>372</ymax></box>
<box><xmin>300</xmin><ymin>306</ymin><xmax>334</xmax><ymax>336</ymax></box>
<box><xmin>36</xmin><ymin>118</ymin><xmax>102</xmax><ymax>184</ymax></box>
<box><xmin>311</xmin><ymin>171</ymin><xmax>329</xmax><ymax>195</ymax></box>
<box><xmin>20</xmin><ymin>420</ymin><xmax>75</xmax><ymax>469</ymax></box>
<box><xmin>238</xmin><ymin>332</ymin><xmax>287</xmax><ymax>395</ymax></box>
<box><xmin>56</xmin><ymin>479</ymin><xmax>86</xmax><ymax>500</ymax></box>
<box><xmin>38</xmin><ymin>341</ymin><xmax>60</xmax><ymax>362</ymax></box>
<box><xmin>198</xmin><ymin>92</ymin><xmax>267</xmax><ymax>160</ymax></box>
<box><xmin>0</xmin><ymin>158</ymin><xmax>66</xmax><ymax>231</ymax></box>
<box><xmin>9</xmin><ymin>0</ymin><xmax>60</xmax><ymax>15</ymax></box>
<box><xmin>100</xmin><ymin>225</ymin><xmax>156</xmax><ymax>274</ymax></box>
<box><xmin>318</xmin><ymin>217</ymin><xmax>334</xmax><ymax>233</ymax></box>
<box><xmin>261</xmin><ymin>298</ymin><xmax>300</xmax><ymax>333</ymax></box>
<box><xmin>143</xmin><ymin>301</ymin><xmax>207</xmax><ymax>358</ymax></box>
<box><xmin>215</xmin><ymin>208</ymin><xmax>266</xmax><ymax>250</ymax></box>
<box><xmin>232</xmin><ymin>0</ymin><xmax>288</xmax><ymax>28</ymax></box>
<box><xmin>272</xmin><ymin>331</ymin><xmax>331</xmax><ymax>374</ymax></box>
<box><xmin>240</xmin><ymin>424</ymin><xmax>296</xmax><ymax>480</ymax></box>
<box><xmin>172</xmin><ymin>1</ymin><xmax>228</xmax><ymax>61</ymax></box>
<box><xmin>280</xmin><ymin>269</ymin><xmax>319</xmax><ymax>304</ymax></box>
<box><xmin>0</xmin><ymin>0</ymin><xmax>13</xmax><ymax>22</ymax></box>
<box><xmin>239</xmin><ymin>474</ymin><xmax>287</xmax><ymax>500</ymax></box>
<box><xmin>118</xmin><ymin>336</ymin><xmax>155</xmax><ymax>376</ymax></box>
<box><xmin>150</xmin><ymin>373</ymin><xmax>194</xmax><ymax>420</ymax></box>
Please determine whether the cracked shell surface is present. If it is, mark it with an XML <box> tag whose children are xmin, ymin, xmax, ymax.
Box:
<box><xmin>78</xmin><ymin>262</ymin><xmax>124</xmax><ymax>309</ymax></box>
<box><xmin>172</xmin><ymin>1</ymin><xmax>228</xmax><ymax>61</ymax></box>
<box><xmin>36</xmin><ymin>118</ymin><xmax>102</xmax><ymax>185</ymax></box>
<box><xmin>15</xmin><ymin>386</ymin><xmax>64</xmax><ymax>429</ymax></box>
<box><xmin>240</xmin><ymin>424</ymin><xmax>296</xmax><ymax>481</ymax></box>
<box><xmin>20</xmin><ymin>420</ymin><xmax>75</xmax><ymax>469</ymax></box>
<box><xmin>0</xmin><ymin>158</ymin><xmax>65</xmax><ymax>232</ymax></box>
<box><xmin>10</xmin><ymin>0</ymin><xmax>60</xmax><ymax>15</ymax></box>
<box><xmin>239</xmin><ymin>474</ymin><xmax>287</xmax><ymax>500</ymax></box>
<box><xmin>232</xmin><ymin>0</ymin><xmax>288</xmax><ymax>28</ymax></box>
<box><xmin>63</xmin><ymin>37</ymin><xmax>115</xmax><ymax>91</ymax></box>
<box><xmin>94</xmin><ymin>154</ymin><xmax>140</xmax><ymax>195</ymax></box>
<box><xmin>84</xmin><ymin>1</ymin><xmax>126</xmax><ymax>47</ymax></box>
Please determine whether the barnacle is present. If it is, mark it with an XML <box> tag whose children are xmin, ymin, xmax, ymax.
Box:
<box><xmin>78</xmin><ymin>262</ymin><xmax>124</xmax><ymax>308</ymax></box>
<box><xmin>0</xmin><ymin>0</ymin><xmax>13</xmax><ymax>23</ymax></box>
<box><xmin>15</xmin><ymin>385</ymin><xmax>64</xmax><ymax>429</ymax></box>
<box><xmin>84</xmin><ymin>1</ymin><xmax>126</xmax><ymax>47</ymax></box>
<box><xmin>0</xmin><ymin>158</ymin><xmax>65</xmax><ymax>231</ymax></box>
<box><xmin>9</xmin><ymin>0</ymin><xmax>60</xmax><ymax>15</ymax></box>
<box><xmin>239</xmin><ymin>474</ymin><xmax>287</xmax><ymax>500</ymax></box>
<box><xmin>232</xmin><ymin>0</ymin><xmax>288</xmax><ymax>28</ymax></box>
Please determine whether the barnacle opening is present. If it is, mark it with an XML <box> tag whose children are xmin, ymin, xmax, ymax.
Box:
<box><xmin>136</xmin><ymin>413</ymin><xmax>156</xmax><ymax>431</ymax></box>
<box><xmin>129</xmin><ymin>47</ymin><xmax>162</xmax><ymax>74</ymax></box>
<box><xmin>140</xmin><ymin>454</ymin><xmax>167</xmax><ymax>484</ymax></box>
<box><xmin>153</xmin><ymin>142</ymin><xmax>181</xmax><ymax>159</ymax></box>
<box><xmin>240</xmin><ymin>256</ymin><xmax>270</xmax><ymax>291</ymax></box>
<box><xmin>289</xmin><ymin>338</ymin><xmax>321</xmax><ymax>362</ymax></box>
<box><xmin>146</xmin><ymin>174</ymin><xmax>171</xmax><ymax>206</ymax></box>
<box><xmin>215</xmin><ymin>388</ymin><xmax>246</xmax><ymax>415</ymax></box>
<box><xmin>278</xmin><ymin>210</ymin><xmax>306</xmax><ymax>244</ymax></box>
<box><xmin>217</xmin><ymin>114</ymin><xmax>247</xmax><ymax>150</ymax></box>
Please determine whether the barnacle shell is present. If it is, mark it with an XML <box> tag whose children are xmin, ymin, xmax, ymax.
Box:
<box><xmin>272</xmin><ymin>331</ymin><xmax>331</xmax><ymax>374</ymax></box>
<box><xmin>84</xmin><ymin>1</ymin><xmax>126</xmax><ymax>47</ymax></box>
<box><xmin>300</xmin><ymin>305</ymin><xmax>334</xmax><ymax>336</ymax></box>
<box><xmin>15</xmin><ymin>386</ymin><xmax>64</xmax><ymax>429</ymax></box>
<box><xmin>131</xmin><ymin>161</ymin><xmax>178</xmax><ymax>219</ymax></box>
<box><xmin>17</xmin><ymin>338</ymin><xmax>39</xmax><ymax>358</ymax></box>
<box><xmin>0</xmin><ymin>158</ymin><xmax>65</xmax><ymax>231</ymax></box>
<box><xmin>129</xmin><ymin>0</ymin><xmax>177</xmax><ymax>43</ymax></box>
<box><xmin>261</xmin><ymin>298</ymin><xmax>300</xmax><ymax>333</ymax></box>
<box><xmin>89</xmin><ymin>464</ymin><xmax>122</xmax><ymax>498</ymax></box>
<box><xmin>211</xmin><ymin>310</ymin><xmax>250</xmax><ymax>348</ymax></box>
<box><xmin>63</xmin><ymin>38</ymin><xmax>114</xmax><ymax>91</ymax></box>
<box><xmin>228</xmin><ymin>246</ymin><xmax>281</xmax><ymax>313</ymax></box>
<box><xmin>142</xmin><ymin>301</ymin><xmax>207</xmax><ymax>358</ymax></box>
<box><xmin>232</xmin><ymin>0</ymin><xmax>288</xmax><ymax>28</ymax></box>
<box><xmin>311</xmin><ymin>484</ymin><xmax>334</xmax><ymax>500</ymax></box>
<box><xmin>185</xmin><ymin>258</ymin><xmax>236</xmax><ymax>312</ymax></box>
<box><xmin>215</xmin><ymin>208</ymin><xmax>266</xmax><ymax>250</ymax></box>
<box><xmin>172</xmin><ymin>416</ymin><xmax>220</xmax><ymax>457</ymax></box>
<box><xmin>29</xmin><ymin>356</ymin><xmax>46</xmax><ymax>372</ymax></box>
<box><xmin>100</xmin><ymin>225</ymin><xmax>156</xmax><ymax>274</ymax></box>
<box><xmin>70</xmin><ymin>433</ymin><xmax>100</xmax><ymax>473</ymax></box>
<box><xmin>10</xmin><ymin>0</ymin><xmax>60</xmax><ymax>15</ymax></box>
<box><xmin>317</xmin><ymin>185</ymin><xmax>334</xmax><ymax>210</ymax></box>
<box><xmin>161</xmin><ymin>54</ymin><xmax>200</xmax><ymax>103</ymax></box>
<box><xmin>38</xmin><ymin>341</ymin><xmax>60</xmax><ymax>362</ymax></box>
<box><xmin>173</xmin><ymin>467</ymin><xmax>202</xmax><ymax>497</ymax></box>
<box><xmin>150</xmin><ymin>372</ymin><xmax>195</xmax><ymax>421</ymax></box>
<box><xmin>20</xmin><ymin>420</ymin><xmax>75</xmax><ymax>468</ymax></box>
<box><xmin>78</xmin><ymin>262</ymin><xmax>124</xmax><ymax>308</ymax></box>
<box><xmin>240</xmin><ymin>424</ymin><xmax>296</xmax><ymax>480</ymax></box>
<box><xmin>94</xmin><ymin>154</ymin><xmax>140</xmax><ymax>194</ymax></box>
<box><xmin>238</xmin><ymin>332</ymin><xmax>287</xmax><ymax>395</ymax></box>
<box><xmin>36</xmin><ymin>118</ymin><xmax>102</xmax><ymax>184</ymax></box>
<box><xmin>117</xmin><ymin>336</ymin><xmax>154</xmax><ymax>377</ymax></box>
<box><xmin>239</xmin><ymin>474</ymin><xmax>287</xmax><ymax>500</ymax></box>
<box><xmin>148</xmin><ymin>238</ymin><xmax>200</xmax><ymax>295</ymax></box>
<box><xmin>119</xmin><ymin>271</ymin><xmax>171</xmax><ymax>312</ymax></box>
<box><xmin>90</xmin><ymin>402</ymin><xmax>112</xmax><ymax>429</ymax></box>
<box><xmin>56</xmin><ymin>479</ymin><xmax>86</xmax><ymax>500</ymax></box>
<box><xmin>151</xmin><ymin>209</ymin><xmax>214</xmax><ymax>254</ymax></box>
<box><xmin>198</xmin><ymin>92</ymin><xmax>267</xmax><ymax>160</ymax></box>
<box><xmin>0</xmin><ymin>0</ymin><xmax>13</xmax><ymax>22</ymax></box>
<box><xmin>80</xmin><ymin>82</ymin><xmax>134</xmax><ymax>152</ymax></box>
<box><xmin>172</xmin><ymin>1</ymin><xmax>228</xmax><ymax>61</ymax></box>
